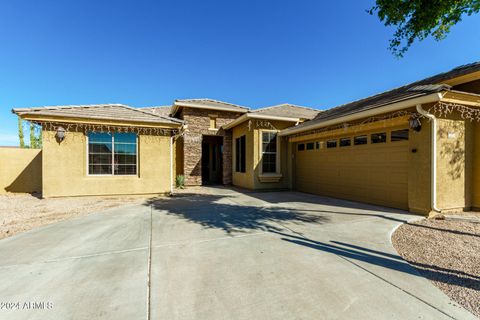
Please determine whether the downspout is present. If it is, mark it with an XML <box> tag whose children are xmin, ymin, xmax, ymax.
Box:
<box><xmin>416</xmin><ymin>104</ymin><xmax>441</xmax><ymax>213</ymax></box>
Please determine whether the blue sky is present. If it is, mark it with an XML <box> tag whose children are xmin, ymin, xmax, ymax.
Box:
<box><xmin>1</xmin><ymin>0</ymin><xmax>479</xmax><ymax>146</ymax></box>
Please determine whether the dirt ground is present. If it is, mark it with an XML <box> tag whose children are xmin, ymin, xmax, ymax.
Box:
<box><xmin>0</xmin><ymin>193</ymin><xmax>147</xmax><ymax>240</ymax></box>
<box><xmin>392</xmin><ymin>218</ymin><xmax>480</xmax><ymax>318</ymax></box>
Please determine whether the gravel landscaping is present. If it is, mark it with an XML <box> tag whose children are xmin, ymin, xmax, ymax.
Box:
<box><xmin>0</xmin><ymin>193</ymin><xmax>146</xmax><ymax>240</ymax></box>
<box><xmin>392</xmin><ymin>218</ymin><xmax>480</xmax><ymax>318</ymax></box>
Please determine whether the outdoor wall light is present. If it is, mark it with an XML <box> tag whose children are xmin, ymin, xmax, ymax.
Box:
<box><xmin>55</xmin><ymin>126</ymin><xmax>66</xmax><ymax>142</ymax></box>
<box><xmin>409</xmin><ymin>116</ymin><xmax>422</xmax><ymax>132</ymax></box>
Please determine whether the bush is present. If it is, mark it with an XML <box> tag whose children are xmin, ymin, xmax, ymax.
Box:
<box><xmin>175</xmin><ymin>175</ymin><xmax>185</xmax><ymax>189</ymax></box>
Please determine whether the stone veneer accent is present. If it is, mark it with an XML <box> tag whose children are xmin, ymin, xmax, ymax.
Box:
<box><xmin>180</xmin><ymin>108</ymin><xmax>242</xmax><ymax>186</ymax></box>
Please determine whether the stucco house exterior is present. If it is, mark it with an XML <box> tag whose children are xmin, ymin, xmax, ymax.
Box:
<box><xmin>4</xmin><ymin>61</ymin><xmax>480</xmax><ymax>216</ymax></box>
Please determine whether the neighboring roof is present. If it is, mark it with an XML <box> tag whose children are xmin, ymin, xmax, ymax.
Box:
<box><xmin>252</xmin><ymin>103</ymin><xmax>319</xmax><ymax>120</ymax></box>
<box><xmin>172</xmin><ymin>98</ymin><xmax>249</xmax><ymax>114</ymax></box>
<box><xmin>140</xmin><ymin>105</ymin><xmax>172</xmax><ymax>117</ymax></box>
<box><xmin>281</xmin><ymin>61</ymin><xmax>480</xmax><ymax>136</ymax></box>
<box><xmin>12</xmin><ymin>104</ymin><xmax>183</xmax><ymax>126</ymax></box>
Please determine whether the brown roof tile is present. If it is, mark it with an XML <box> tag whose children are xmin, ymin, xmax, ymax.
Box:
<box><xmin>253</xmin><ymin>104</ymin><xmax>319</xmax><ymax>120</ymax></box>
<box><xmin>12</xmin><ymin>104</ymin><xmax>182</xmax><ymax>125</ymax></box>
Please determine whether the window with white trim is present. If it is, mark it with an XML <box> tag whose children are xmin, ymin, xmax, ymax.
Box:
<box><xmin>88</xmin><ymin>132</ymin><xmax>137</xmax><ymax>175</ymax></box>
<box><xmin>261</xmin><ymin>131</ymin><xmax>277</xmax><ymax>173</ymax></box>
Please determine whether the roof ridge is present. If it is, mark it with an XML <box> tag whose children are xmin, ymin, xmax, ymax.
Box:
<box><xmin>255</xmin><ymin>103</ymin><xmax>319</xmax><ymax>112</ymax></box>
<box><xmin>316</xmin><ymin>61</ymin><xmax>480</xmax><ymax>119</ymax></box>
<box><xmin>118</xmin><ymin>105</ymin><xmax>182</xmax><ymax>123</ymax></box>
<box><xmin>140</xmin><ymin>105</ymin><xmax>171</xmax><ymax>109</ymax></box>
<box><xmin>12</xmin><ymin>104</ymin><xmax>127</xmax><ymax>112</ymax></box>
<box><xmin>175</xmin><ymin>98</ymin><xmax>249</xmax><ymax>110</ymax></box>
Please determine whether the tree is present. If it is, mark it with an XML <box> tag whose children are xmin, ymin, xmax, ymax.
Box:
<box><xmin>29</xmin><ymin>123</ymin><xmax>36</xmax><ymax>149</ymax></box>
<box><xmin>369</xmin><ymin>0</ymin><xmax>480</xmax><ymax>57</ymax></box>
<box><xmin>17</xmin><ymin>117</ymin><xmax>25</xmax><ymax>148</ymax></box>
<box><xmin>17</xmin><ymin>117</ymin><xmax>42</xmax><ymax>148</ymax></box>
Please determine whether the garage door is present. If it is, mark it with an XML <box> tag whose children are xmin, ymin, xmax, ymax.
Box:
<box><xmin>294</xmin><ymin>130</ymin><xmax>409</xmax><ymax>210</ymax></box>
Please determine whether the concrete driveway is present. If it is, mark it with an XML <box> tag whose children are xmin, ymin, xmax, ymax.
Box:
<box><xmin>0</xmin><ymin>187</ymin><xmax>475</xmax><ymax>320</ymax></box>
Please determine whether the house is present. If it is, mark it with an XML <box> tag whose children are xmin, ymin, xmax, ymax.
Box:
<box><xmin>7</xmin><ymin>61</ymin><xmax>480</xmax><ymax>215</ymax></box>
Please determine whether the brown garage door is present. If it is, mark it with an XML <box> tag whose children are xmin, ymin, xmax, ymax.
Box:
<box><xmin>294</xmin><ymin>131</ymin><xmax>409</xmax><ymax>210</ymax></box>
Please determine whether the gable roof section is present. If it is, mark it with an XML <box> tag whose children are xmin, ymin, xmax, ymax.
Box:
<box><xmin>172</xmin><ymin>98</ymin><xmax>249</xmax><ymax>115</ymax></box>
<box><xmin>222</xmin><ymin>103</ymin><xmax>320</xmax><ymax>130</ymax></box>
<box><xmin>12</xmin><ymin>104</ymin><xmax>183</xmax><ymax>126</ymax></box>
<box><xmin>280</xmin><ymin>61</ymin><xmax>480</xmax><ymax>136</ymax></box>
<box><xmin>252</xmin><ymin>104</ymin><xmax>319</xmax><ymax>120</ymax></box>
<box><xmin>140</xmin><ymin>105</ymin><xmax>172</xmax><ymax>117</ymax></box>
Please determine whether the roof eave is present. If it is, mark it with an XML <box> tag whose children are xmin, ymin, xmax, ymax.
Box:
<box><xmin>279</xmin><ymin>92</ymin><xmax>444</xmax><ymax>137</ymax></box>
<box><xmin>172</xmin><ymin>101</ymin><xmax>249</xmax><ymax>115</ymax></box>
<box><xmin>14</xmin><ymin>113</ymin><xmax>182</xmax><ymax>128</ymax></box>
<box><xmin>222</xmin><ymin>113</ymin><xmax>301</xmax><ymax>130</ymax></box>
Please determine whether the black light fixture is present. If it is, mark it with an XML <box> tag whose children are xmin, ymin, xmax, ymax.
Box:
<box><xmin>409</xmin><ymin>115</ymin><xmax>422</xmax><ymax>132</ymax></box>
<box><xmin>55</xmin><ymin>126</ymin><xmax>66</xmax><ymax>142</ymax></box>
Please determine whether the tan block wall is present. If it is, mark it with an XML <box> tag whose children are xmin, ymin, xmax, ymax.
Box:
<box><xmin>0</xmin><ymin>147</ymin><xmax>42</xmax><ymax>194</ymax></box>
<box><xmin>42</xmin><ymin>129</ymin><xmax>172</xmax><ymax>197</ymax></box>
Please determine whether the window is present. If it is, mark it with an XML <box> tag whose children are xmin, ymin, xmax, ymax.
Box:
<box><xmin>316</xmin><ymin>141</ymin><xmax>321</xmax><ymax>149</ymax></box>
<box><xmin>326</xmin><ymin>140</ymin><xmax>337</xmax><ymax>148</ymax></box>
<box><xmin>235</xmin><ymin>135</ymin><xmax>246</xmax><ymax>173</ymax></box>
<box><xmin>339</xmin><ymin>137</ymin><xmax>351</xmax><ymax>147</ymax></box>
<box><xmin>298</xmin><ymin>143</ymin><xmax>305</xmax><ymax>151</ymax></box>
<box><xmin>354</xmin><ymin>135</ymin><xmax>367</xmax><ymax>145</ymax></box>
<box><xmin>391</xmin><ymin>129</ymin><xmax>409</xmax><ymax>142</ymax></box>
<box><xmin>306</xmin><ymin>142</ymin><xmax>315</xmax><ymax>150</ymax></box>
<box><xmin>209</xmin><ymin>116</ymin><xmax>217</xmax><ymax>129</ymax></box>
<box><xmin>262</xmin><ymin>131</ymin><xmax>277</xmax><ymax>173</ymax></box>
<box><xmin>371</xmin><ymin>132</ymin><xmax>387</xmax><ymax>144</ymax></box>
<box><xmin>88</xmin><ymin>132</ymin><xmax>137</xmax><ymax>175</ymax></box>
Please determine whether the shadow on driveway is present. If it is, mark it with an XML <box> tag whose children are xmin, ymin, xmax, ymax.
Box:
<box><xmin>146</xmin><ymin>193</ymin><xmax>330</xmax><ymax>234</ymax></box>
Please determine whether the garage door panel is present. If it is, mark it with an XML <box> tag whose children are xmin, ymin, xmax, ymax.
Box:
<box><xmin>295</xmin><ymin>140</ymin><xmax>408</xmax><ymax>210</ymax></box>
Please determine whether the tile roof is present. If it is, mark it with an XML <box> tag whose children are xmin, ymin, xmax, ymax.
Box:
<box><xmin>174</xmin><ymin>98</ymin><xmax>249</xmax><ymax>113</ymax></box>
<box><xmin>140</xmin><ymin>106</ymin><xmax>172</xmax><ymax>117</ymax></box>
<box><xmin>12</xmin><ymin>104</ymin><xmax>183</xmax><ymax>125</ymax></box>
<box><xmin>285</xmin><ymin>61</ymin><xmax>480</xmax><ymax>134</ymax></box>
<box><xmin>253</xmin><ymin>103</ymin><xmax>320</xmax><ymax>120</ymax></box>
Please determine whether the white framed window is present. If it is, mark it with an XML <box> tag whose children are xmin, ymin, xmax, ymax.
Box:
<box><xmin>261</xmin><ymin>131</ymin><xmax>278</xmax><ymax>174</ymax></box>
<box><xmin>87</xmin><ymin>132</ymin><xmax>138</xmax><ymax>175</ymax></box>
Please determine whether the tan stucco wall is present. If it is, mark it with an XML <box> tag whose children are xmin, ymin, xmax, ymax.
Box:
<box><xmin>0</xmin><ymin>147</ymin><xmax>42</xmax><ymax>194</ymax></box>
<box><xmin>436</xmin><ymin>117</ymin><xmax>469</xmax><ymax>211</ymax></box>
<box><xmin>252</xmin><ymin>121</ymin><xmax>292</xmax><ymax>190</ymax></box>
<box><xmin>232</xmin><ymin>120</ymin><xmax>294</xmax><ymax>190</ymax></box>
<box><xmin>473</xmin><ymin>123</ymin><xmax>480</xmax><ymax>208</ymax></box>
<box><xmin>407</xmin><ymin>119</ymin><xmax>431</xmax><ymax>214</ymax></box>
<box><xmin>41</xmin><ymin>129</ymin><xmax>172</xmax><ymax>197</ymax></box>
<box><xmin>232</xmin><ymin>122</ymin><xmax>254</xmax><ymax>189</ymax></box>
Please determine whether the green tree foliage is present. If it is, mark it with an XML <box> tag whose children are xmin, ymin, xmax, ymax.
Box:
<box><xmin>17</xmin><ymin>117</ymin><xmax>42</xmax><ymax>148</ymax></box>
<box><xmin>369</xmin><ymin>0</ymin><xmax>480</xmax><ymax>57</ymax></box>
<box><xmin>18</xmin><ymin>117</ymin><xmax>25</xmax><ymax>148</ymax></box>
<box><xmin>29</xmin><ymin>123</ymin><xmax>36</xmax><ymax>148</ymax></box>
